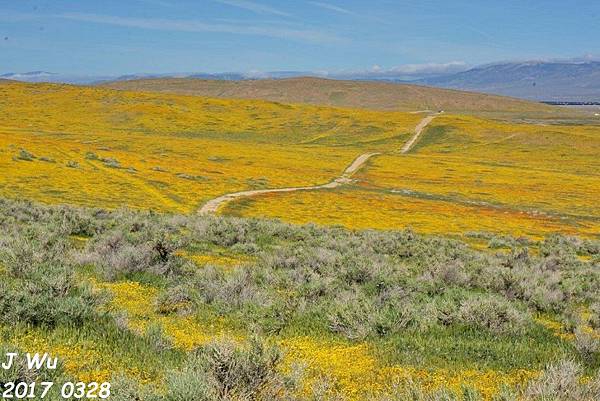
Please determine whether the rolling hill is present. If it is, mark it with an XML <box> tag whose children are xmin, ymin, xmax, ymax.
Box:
<box><xmin>2</xmin><ymin>79</ymin><xmax>595</xmax><ymax>237</ymax></box>
<box><xmin>0</xmin><ymin>80</ymin><xmax>421</xmax><ymax>212</ymax></box>
<box><xmin>100</xmin><ymin>77</ymin><xmax>559</xmax><ymax>115</ymax></box>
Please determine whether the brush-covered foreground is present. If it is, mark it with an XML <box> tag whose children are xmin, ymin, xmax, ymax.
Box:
<box><xmin>1</xmin><ymin>198</ymin><xmax>599</xmax><ymax>400</ymax></box>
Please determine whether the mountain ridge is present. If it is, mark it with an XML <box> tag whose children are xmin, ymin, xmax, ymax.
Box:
<box><xmin>99</xmin><ymin>76</ymin><xmax>557</xmax><ymax>114</ymax></box>
<box><xmin>418</xmin><ymin>60</ymin><xmax>600</xmax><ymax>101</ymax></box>
<box><xmin>5</xmin><ymin>59</ymin><xmax>600</xmax><ymax>102</ymax></box>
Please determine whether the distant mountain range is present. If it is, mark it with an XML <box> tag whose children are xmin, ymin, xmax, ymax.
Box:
<box><xmin>0</xmin><ymin>70</ymin><xmax>315</xmax><ymax>84</ymax></box>
<box><xmin>417</xmin><ymin>61</ymin><xmax>600</xmax><ymax>102</ymax></box>
<box><xmin>3</xmin><ymin>60</ymin><xmax>600</xmax><ymax>102</ymax></box>
<box><xmin>0</xmin><ymin>71</ymin><xmax>114</xmax><ymax>84</ymax></box>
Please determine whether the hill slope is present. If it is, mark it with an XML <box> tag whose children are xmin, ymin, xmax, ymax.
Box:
<box><xmin>100</xmin><ymin>77</ymin><xmax>557</xmax><ymax>114</ymax></box>
<box><xmin>420</xmin><ymin>61</ymin><xmax>600</xmax><ymax>102</ymax></box>
<box><xmin>0</xmin><ymin>80</ymin><xmax>420</xmax><ymax>212</ymax></box>
<box><xmin>223</xmin><ymin>113</ymin><xmax>600</xmax><ymax>238</ymax></box>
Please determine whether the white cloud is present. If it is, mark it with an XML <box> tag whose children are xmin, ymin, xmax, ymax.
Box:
<box><xmin>384</xmin><ymin>61</ymin><xmax>468</xmax><ymax>75</ymax></box>
<box><xmin>213</xmin><ymin>0</ymin><xmax>291</xmax><ymax>17</ymax></box>
<box><xmin>308</xmin><ymin>1</ymin><xmax>354</xmax><ymax>15</ymax></box>
<box><xmin>58</xmin><ymin>13</ymin><xmax>341</xmax><ymax>44</ymax></box>
<box><xmin>328</xmin><ymin>62</ymin><xmax>470</xmax><ymax>79</ymax></box>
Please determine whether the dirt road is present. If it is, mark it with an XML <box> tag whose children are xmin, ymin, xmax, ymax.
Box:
<box><xmin>400</xmin><ymin>114</ymin><xmax>438</xmax><ymax>153</ymax></box>
<box><xmin>199</xmin><ymin>114</ymin><xmax>437</xmax><ymax>214</ymax></box>
<box><xmin>199</xmin><ymin>152</ymin><xmax>380</xmax><ymax>214</ymax></box>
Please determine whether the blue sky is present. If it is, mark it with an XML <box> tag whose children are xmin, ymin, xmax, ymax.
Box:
<box><xmin>1</xmin><ymin>0</ymin><xmax>599</xmax><ymax>75</ymax></box>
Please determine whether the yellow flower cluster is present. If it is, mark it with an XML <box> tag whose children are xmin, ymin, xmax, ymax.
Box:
<box><xmin>1</xmin><ymin>329</ymin><xmax>148</xmax><ymax>383</ymax></box>
<box><xmin>0</xmin><ymin>80</ymin><xmax>420</xmax><ymax>213</ymax></box>
<box><xmin>377</xmin><ymin>366</ymin><xmax>537</xmax><ymax>400</ymax></box>
<box><xmin>279</xmin><ymin>337</ymin><xmax>537</xmax><ymax>401</ymax></box>
<box><xmin>227</xmin><ymin>113</ymin><xmax>600</xmax><ymax>238</ymax></box>
<box><xmin>176</xmin><ymin>250</ymin><xmax>254</xmax><ymax>270</ymax></box>
<box><xmin>95</xmin><ymin>280</ymin><xmax>230</xmax><ymax>350</ymax></box>
<box><xmin>536</xmin><ymin>313</ymin><xmax>600</xmax><ymax>341</ymax></box>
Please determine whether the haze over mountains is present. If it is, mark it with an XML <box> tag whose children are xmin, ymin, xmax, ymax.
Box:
<box><xmin>3</xmin><ymin>59</ymin><xmax>600</xmax><ymax>102</ymax></box>
<box><xmin>418</xmin><ymin>61</ymin><xmax>600</xmax><ymax>102</ymax></box>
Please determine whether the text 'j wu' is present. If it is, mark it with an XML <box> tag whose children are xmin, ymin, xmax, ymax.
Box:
<box><xmin>1</xmin><ymin>353</ymin><xmax>58</xmax><ymax>370</ymax></box>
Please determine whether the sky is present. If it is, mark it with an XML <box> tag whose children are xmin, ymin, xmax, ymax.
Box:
<box><xmin>1</xmin><ymin>0</ymin><xmax>600</xmax><ymax>76</ymax></box>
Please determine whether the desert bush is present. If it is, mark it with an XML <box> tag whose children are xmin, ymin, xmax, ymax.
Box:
<box><xmin>327</xmin><ymin>291</ymin><xmax>376</xmax><ymax>340</ymax></box>
<box><xmin>573</xmin><ymin>327</ymin><xmax>599</xmax><ymax>362</ymax></box>
<box><xmin>156</xmin><ymin>337</ymin><xmax>296</xmax><ymax>401</ymax></box>
<box><xmin>456</xmin><ymin>294</ymin><xmax>530</xmax><ymax>334</ymax></box>
<box><xmin>78</xmin><ymin>222</ymin><xmax>190</xmax><ymax>280</ymax></box>
<box><xmin>0</xmin><ymin>224</ymin><xmax>100</xmax><ymax>327</ymax></box>
<box><xmin>101</xmin><ymin>157</ymin><xmax>121</xmax><ymax>168</ymax></box>
<box><xmin>488</xmin><ymin>235</ymin><xmax>515</xmax><ymax>249</ymax></box>
<box><xmin>524</xmin><ymin>360</ymin><xmax>600</xmax><ymax>401</ymax></box>
<box><xmin>85</xmin><ymin>151</ymin><xmax>99</xmax><ymax>160</ymax></box>
<box><xmin>0</xmin><ymin>278</ymin><xmax>99</xmax><ymax>327</ymax></box>
<box><xmin>191</xmin><ymin>216</ymin><xmax>255</xmax><ymax>247</ymax></box>
<box><xmin>158</xmin><ymin>368</ymin><xmax>217</xmax><ymax>401</ymax></box>
<box><xmin>193</xmin><ymin>267</ymin><xmax>268</xmax><ymax>314</ymax></box>
<box><xmin>155</xmin><ymin>285</ymin><xmax>193</xmax><ymax>315</ymax></box>
<box><xmin>589</xmin><ymin>302</ymin><xmax>600</xmax><ymax>330</ymax></box>
<box><xmin>109</xmin><ymin>375</ymin><xmax>152</xmax><ymax>401</ymax></box>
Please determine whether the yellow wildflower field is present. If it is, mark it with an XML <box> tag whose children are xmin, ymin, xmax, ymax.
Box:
<box><xmin>0</xmin><ymin>81</ymin><xmax>421</xmax><ymax>212</ymax></box>
<box><xmin>226</xmin><ymin>114</ymin><xmax>600</xmax><ymax>238</ymax></box>
<box><xmin>223</xmin><ymin>187</ymin><xmax>600</xmax><ymax>237</ymax></box>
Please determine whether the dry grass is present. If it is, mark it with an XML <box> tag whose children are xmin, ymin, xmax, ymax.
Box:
<box><xmin>100</xmin><ymin>77</ymin><xmax>561</xmax><ymax>114</ymax></box>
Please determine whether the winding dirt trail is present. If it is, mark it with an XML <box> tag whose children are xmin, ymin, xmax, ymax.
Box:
<box><xmin>400</xmin><ymin>113</ymin><xmax>438</xmax><ymax>153</ymax></box>
<box><xmin>199</xmin><ymin>152</ymin><xmax>380</xmax><ymax>214</ymax></box>
<box><xmin>199</xmin><ymin>114</ymin><xmax>437</xmax><ymax>215</ymax></box>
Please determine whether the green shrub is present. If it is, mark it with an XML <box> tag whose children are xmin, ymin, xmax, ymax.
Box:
<box><xmin>457</xmin><ymin>294</ymin><xmax>530</xmax><ymax>335</ymax></box>
<box><xmin>573</xmin><ymin>327</ymin><xmax>599</xmax><ymax>362</ymax></box>
<box><xmin>85</xmin><ymin>151</ymin><xmax>99</xmax><ymax>160</ymax></box>
<box><xmin>524</xmin><ymin>360</ymin><xmax>600</xmax><ymax>401</ymax></box>
<box><xmin>0</xmin><ymin>223</ymin><xmax>100</xmax><ymax>327</ymax></box>
<box><xmin>16</xmin><ymin>148</ymin><xmax>36</xmax><ymax>161</ymax></box>
<box><xmin>156</xmin><ymin>337</ymin><xmax>295</xmax><ymax>401</ymax></box>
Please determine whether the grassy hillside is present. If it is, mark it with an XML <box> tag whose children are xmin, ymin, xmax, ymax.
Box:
<box><xmin>1</xmin><ymin>199</ymin><xmax>599</xmax><ymax>400</ymax></box>
<box><xmin>100</xmin><ymin>77</ymin><xmax>562</xmax><ymax>115</ymax></box>
<box><xmin>223</xmin><ymin>115</ymin><xmax>600</xmax><ymax>238</ymax></box>
<box><xmin>2</xmin><ymin>81</ymin><xmax>597</xmax><ymax>238</ymax></box>
<box><xmin>0</xmin><ymin>80</ymin><xmax>421</xmax><ymax>212</ymax></box>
